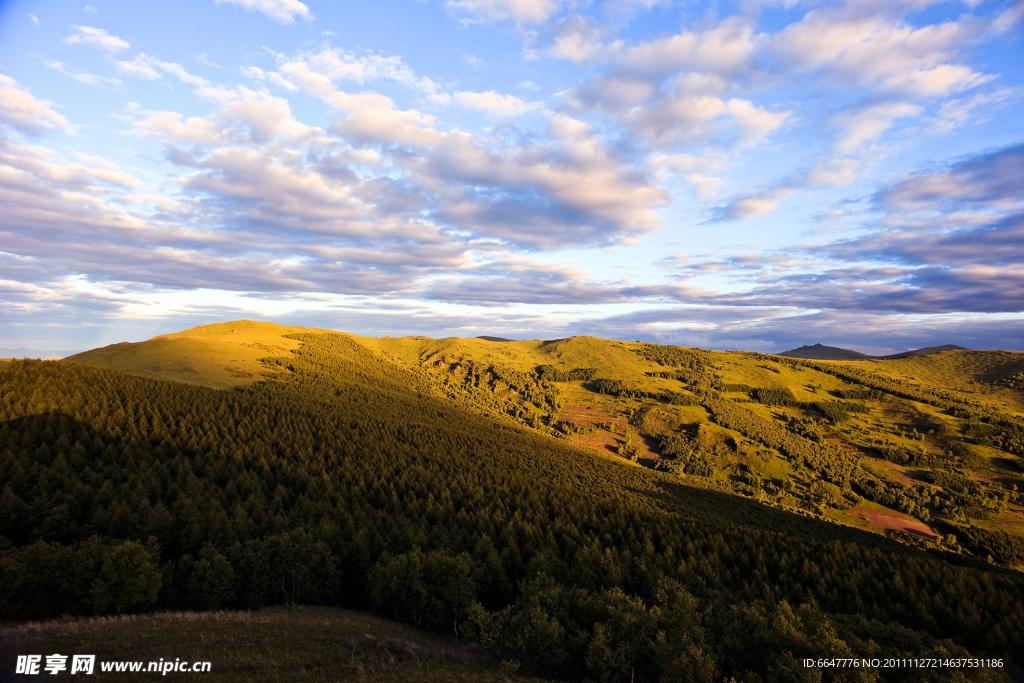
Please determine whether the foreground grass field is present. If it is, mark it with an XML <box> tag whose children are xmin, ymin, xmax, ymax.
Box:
<box><xmin>1</xmin><ymin>606</ymin><xmax>546</xmax><ymax>682</ymax></box>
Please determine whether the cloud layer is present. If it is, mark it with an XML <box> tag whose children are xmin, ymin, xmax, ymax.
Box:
<box><xmin>0</xmin><ymin>0</ymin><xmax>1022</xmax><ymax>352</ymax></box>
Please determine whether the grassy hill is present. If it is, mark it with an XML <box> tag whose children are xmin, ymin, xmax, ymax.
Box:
<box><xmin>63</xmin><ymin>320</ymin><xmax>331</xmax><ymax>389</ymax></box>
<box><xmin>3</xmin><ymin>322</ymin><xmax>1021</xmax><ymax>678</ymax></box>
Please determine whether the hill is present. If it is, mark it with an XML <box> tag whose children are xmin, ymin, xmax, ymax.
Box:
<box><xmin>2</xmin><ymin>323</ymin><xmax>1022</xmax><ymax>678</ymax></box>
<box><xmin>779</xmin><ymin>343</ymin><xmax>968</xmax><ymax>361</ymax></box>
<box><xmin>882</xmin><ymin>344</ymin><xmax>968</xmax><ymax>359</ymax></box>
<box><xmin>60</xmin><ymin>323</ymin><xmax>1024</xmax><ymax>557</ymax></box>
<box><xmin>63</xmin><ymin>320</ymin><xmax>331</xmax><ymax>389</ymax></box>
<box><xmin>778</xmin><ymin>343</ymin><xmax>871</xmax><ymax>360</ymax></box>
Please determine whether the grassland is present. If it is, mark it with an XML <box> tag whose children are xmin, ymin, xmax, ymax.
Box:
<box><xmin>63</xmin><ymin>321</ymin><xmax>332</xmax><ymax>389</ymax></box>
<box><xmin>844</xmin><ymin>350</ymin><xmax>1024</xmax><ymax>412</ymax></box>
<box><xmin>1</xmin><ymin>606</ymin><xmax>547</xmax><ymax>682</ymax></box>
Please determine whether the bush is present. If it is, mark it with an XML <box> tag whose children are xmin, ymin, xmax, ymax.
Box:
<box><xmin>369</xmin><ymin>550</ymin><xmax>476</xmax><ymax>635</ymax></box>
<box><xmin>91</xmin><ymin>540</ymin><xmax>162</xmax><ymax>614</ymax></box>
<box><xmin>753</xmin><ymin>387</ymin><xmax>797</xmax><ymax>406</ymax></box>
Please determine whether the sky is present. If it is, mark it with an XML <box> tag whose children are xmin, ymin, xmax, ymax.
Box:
<box><xmin>0</xmin><ymin>0</ymin><xmax>1022</xmax><ymax>355</ymax></box>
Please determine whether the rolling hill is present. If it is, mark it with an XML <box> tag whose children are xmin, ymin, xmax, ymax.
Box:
<box><xmin>3</xmin><ymin>321</ymin><xmax>1024</xmax><ymax>680</ymax></box>
<box><xmin>62</xmin><ymin>320</ymin><xmax>331</xmax><ymax>389</ymax></box>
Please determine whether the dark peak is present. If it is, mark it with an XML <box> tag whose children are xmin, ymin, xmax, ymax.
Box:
<box><xmin>779</xmin><ymin>342</ymin><xmax>968</xmax><ymax>361</ymax></box>
<box><xmin>778</xmin><ymin>344</ymin><xmax>869</xmax><ymax>360</ymax></box>
<box><xmin>476</xmin><ymin>335</ymin><xmax>512</xmax><ymax>342</ymax></box>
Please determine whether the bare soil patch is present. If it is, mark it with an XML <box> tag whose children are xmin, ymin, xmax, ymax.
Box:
<box><xmin>572</xmin><ymin>430</ymin><xmax>623</xmax><ymax>456</ymax></box>
<box><xmin>859</xmin><ymin>457</ymin><xmax>925</xmax><ymax>486</ymax></box>
<box><xmin>851</xmin><ymin>506</ymin><xmax>942</xmax><ymax>541</ymax></box>
<box><xmin>559</xmin><ymin>404</ymin><xmax>626</xmax><ymax>429</ymax></box>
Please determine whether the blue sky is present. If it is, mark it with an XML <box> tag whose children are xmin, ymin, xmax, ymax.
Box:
<box><xmin>0</xmin><ymin>0</ymin><xmax>1022</xmax><ymax>355</ymax></box>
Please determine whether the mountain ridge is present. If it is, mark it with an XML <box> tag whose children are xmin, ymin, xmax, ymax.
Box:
<box><xmin>779</xmin><ymin>342</ymin><xmax>968</xmax><ymax>361</ymax></box>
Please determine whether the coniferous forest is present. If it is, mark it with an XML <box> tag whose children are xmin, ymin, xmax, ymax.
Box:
<box><xmin>2</xmin><ymin>331</ymin><xmax>1023</xmax><ymax>681</ymax></box>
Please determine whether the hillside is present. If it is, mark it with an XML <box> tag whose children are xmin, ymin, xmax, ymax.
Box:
<box><xmin>882</xmin><ymin>344</ymin><xmax>969</xmax><ymax>359</ymax></box>
<box><xmin>2</xmin><ymin>323</ymin><xmax>1021</xmax><ymax>678</ymax></box>
<box><xmin>63</xmin><ymin>320</ymin><xmax>331</xmax><ymax>389</ymax></box>
<box><xmin>60</xmin><ymin>322</ymin><xmax>1024</xmax><ymax>560</ymax></box>
<box><xmin>2</xmin><ymin>606</ymin><xmax>550</xmax><ymax>683</ymax></box>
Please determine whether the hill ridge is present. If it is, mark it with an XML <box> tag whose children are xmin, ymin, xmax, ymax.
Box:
<box><xmin>779</xmin><ymin>342</ymin><xmax>968</xmax><ymax>360</ymax></box>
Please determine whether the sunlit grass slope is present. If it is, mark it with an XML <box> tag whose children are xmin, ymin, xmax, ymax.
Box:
<box><xmin>1</xmin><ymin>605</ymin><xmax>549</xmax><ymax>683</ymax></box>
<box><xmin>64</xmin><ymin>321</ymin><xmax>332</xmax><ymax>389</ymax></box>
<box><xmin>843</xmin><ymin>350</ymin><xmax>1024</xmax><ymax>412</ymax></box>
<box><xmin>361</xmin><ymin>335</ymin><xmax>655</xmax><ymax>379</ymax></box>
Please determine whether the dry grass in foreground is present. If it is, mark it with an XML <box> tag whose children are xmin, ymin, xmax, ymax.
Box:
<box><xmin>1</xmin><ymin>606</ymin><xmax>548</xmax><ymax>682</ymax></box>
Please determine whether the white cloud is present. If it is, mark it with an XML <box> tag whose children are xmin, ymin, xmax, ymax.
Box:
<box><xmin>805</xmin><ymin>157</ymin><xmax>862</xmax><ymax>187</ymax></box>
<box><xmin>772</xmin><ymin>12</ymin><xmax>988</xmax><ymax>97</ymax></box>
<box><xmin>991</xmin><ymin>1</ymin><xmax>1024</xmax><ymax>34</ymax></box>
<box><xmin>726</xmin><ymin>99</ymin><xmax>790</xmax><ymax>147</ymax></box>
<box><xmin>454</xmin><ymin>90</ymin><xmax>543</xmax><ymax>116</ymax></box>
<box><xmin>549</xmin><ymin>15</ymin><xmax>604</xmax><ymax>62</ymax></box>
<box><xmin>44</xmin><ymin>60</ymin><xmax>121</xmax><ymax>87</ymax></box>
<box><xmin>0</xmin><ymin>74</ymin><xmax>70</xmax><ymax>135</ymax></box>
<box><xmin>462</xmin><ymin>53</ymin><xmax>486</xmax><ymax>70</ymax></box>
<box><xmin>717</xmin><ymin>187</ymin><xmax>796</xmax><ymax>220</ymax></box>
<box><xmin>929</xmin><ymin>86</ymin><xmax>1022</xmax><ymax>134</ymax></box>
<box><xmin>28</xmin><ymin>14</ymin><xmax>39</xmax><ymax>26</ymax></box>
<box><xmin>831</xmin><ymin>101</ymin><xmax>921</xmax><ymax>155</ymax></box>
<box><xmin>64</xmin><ymin>25</ymin><xmax>130</xmax><ymax>52</ymax></box>
<box><xmin>115</xmin><ymin>55</ymin><xmax>162</xmax><ymax>80</ymax></box>
<box><xmin>84</xmin><ymin>5</ymin><xmax>98</xmax><ymax>12</ymax></box>
<box><xmin>115</xmin><ymin>54</ymin><xmax>212</xmax><ymax>88</ymax></box>
<box><xmin>196</xmin><ymin>54</ymin><xmax>222</xmax><ymax>68</ymax></box>
<box><xmin>613</xmin><ymin>16</ymin><xmax>759</xmax><ymax>76</ymax></box>
<box><xmin>214</xmin><ymin>0</ymin><xmax>313</xmax><ymax>24</ymax></box>
<box><xmin>279</xmin><ymin>47</ymin><xmax>446</xmax><ymax>102</ymax></box>
<box><xmin>445</xmin><ymin>0</ymin><xmax>565</xmax><ymax>25</ymax></box>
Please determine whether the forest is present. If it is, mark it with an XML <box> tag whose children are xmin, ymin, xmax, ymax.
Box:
<box><xmin>2</xmin><ymin>331</ymin><xmax>1023</xmax><ymax>681</ymax></box>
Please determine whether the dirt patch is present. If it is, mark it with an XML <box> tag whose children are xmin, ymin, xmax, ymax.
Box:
<box><xmin>638</xmin><ymin>433</ymin><xmax>661</xmax><ymax>461</ymax></box>
<box><xmin>850</xmin><ymin>506</ymin><xmax>942</xmax><ymax>541</ymax></box>
<box><xmin>998</xmin><ymin>508</ymin><xmax>1024</xmax><ymax>529</ymax></box>
<box><xmin>572</xmin><ymin>430</ymin><xmax>623</xmax><ymax>456</ymax></box>
<box><xmin>558</xmin><ymin>404</ymin><xmax>626</xmax><ymax>429</ymax></box>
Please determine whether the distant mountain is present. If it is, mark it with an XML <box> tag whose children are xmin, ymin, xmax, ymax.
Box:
<box><xmin>880</xmin><ymin>344</ymin><xmax>968</xmax><ymax>359</ymax></box>
<box><xmin>778</xmin><ymin>342</ymin><xmax>967</xmax><ymax>360</ymax></box>
<box><xmin>778</xmin><ymin>344</ymin><xmax>870</xmax><ymax>360</ymax></box>
<box><xmin>476</xmin><ymin>335</ymin><xmax>513</xmax><ymax>342</ymax></box>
